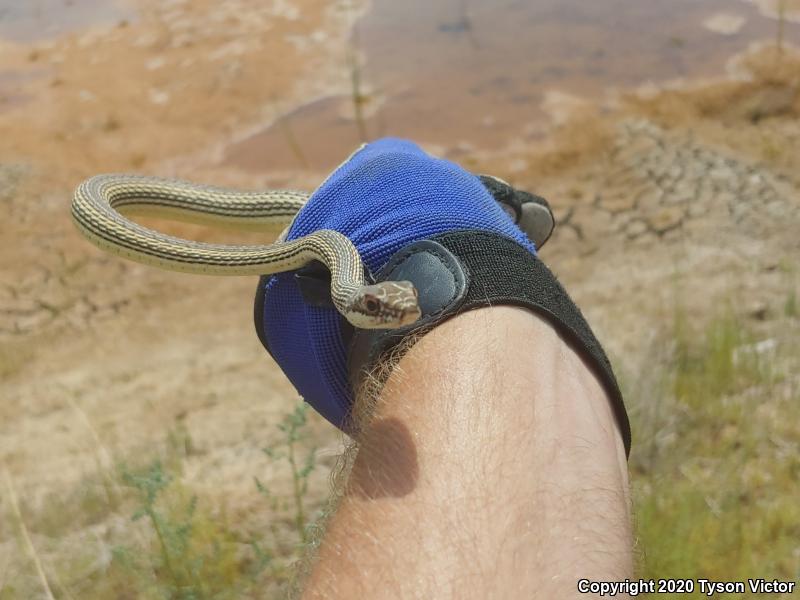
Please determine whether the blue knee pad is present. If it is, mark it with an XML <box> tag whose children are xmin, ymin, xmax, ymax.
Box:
<box><xmin>255</xmin><ymin>138</ymin><xmax>535</xmax><ymax>429</ymax></box>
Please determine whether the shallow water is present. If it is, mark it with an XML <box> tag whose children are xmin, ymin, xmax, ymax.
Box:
<box><xmin>0</xmin><ymin>0</ymin><xmax>131</xmax><ymax>41</ymax></box>
<box><xmin>226</xmin><ymin>0</ymin><xmax>800</xmax><ymax>172</ymax></box>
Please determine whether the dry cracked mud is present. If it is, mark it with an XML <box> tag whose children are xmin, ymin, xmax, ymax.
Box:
<box><xmin>1</xmin><ymin>4</ymin><xmax>799</xmax><ymax>593</ymax></box>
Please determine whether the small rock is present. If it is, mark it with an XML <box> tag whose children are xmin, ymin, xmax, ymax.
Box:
<box><xmin>508</xmin><ymin>159</ymin><xmax>529</xmax><ymax>173</ymax></box>
<box><xmin>647</xmin><ymin>206</ymin><xmax>683</xmax><ymax>234</ymax></box>
<box><xmin>687</xmin><ymin>201</ymin><xmax>708</xmax><ymax>218</ymax></box>
<box><xmin>133</xmin><ymin>33</ymin><xmax>159</xmax><ymax>48</ymax></box>
<box><xmin>669</xmin><ymin>181</ymin><xmax>695</xmax><ymax>203</ymax></box>
<box><xmin>146</xmin><ymin>56</ymin><xmax>166</xmax><ymax>70</ymax></box>
<box><xmin>761</xmin><ymin>258</ymin><xmax>780</xmax><ymax>272</ymax></box>
<box><xmin>703</xmin><ymin>13</ymin><xmax>746</xmax><ymax>36</ymax></box>
<box><xmin>625</xmin><ymin>220</ymin><xmax>648</xmax><ymax>238</ymax></box>
<box><xmin>710</xmin><ymin>167</ymin><xmax>733</xmax><ymax>182</ymax></box>
<box><xmin>747</xmin><ymin>301</ymin><xmax>769</xmax><ymax>321</ymax></box>
<box><xmin>600</xmin><ymin>192</ymin><xmax>637</xmax><ymax>214</ymax></box>
<box><xmin>733</xmin><ymin>338</ymin><xmax>776</xmax><ymax>364</ymax></box>
<box><xmin>637</xmin><ymin>189</ymin><xmax>663</xmax><ymax>213</ymax></box>
<box><xmin>667</xmin><ymin>165</ymin><xmax>683</xmax><ymax>182</ymax></box>
<box><xmin>148</xmin><ymin>89</ymin><xmax>170</xmax><ymax>105</ymax></box>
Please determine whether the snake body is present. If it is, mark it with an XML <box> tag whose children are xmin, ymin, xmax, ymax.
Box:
<box><xmin>71</xmin><ymin>175</ymin><xmax>421</xmax><ymax>329</ymax></box>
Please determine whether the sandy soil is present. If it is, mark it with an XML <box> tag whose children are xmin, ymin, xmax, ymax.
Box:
<box><xmin>746</xmin><ymin>0</ymin><xmax>800</xmax><ymax>22</ymax></box>
<box><xmin>1</xmin><ymin>0</ymin><xmax>799</xmax><ymax>594</ymax></box>
<box><xmin>0</xmin><ymin>0</ymin><xmax>366</xmax><ymax>584</ymax></box>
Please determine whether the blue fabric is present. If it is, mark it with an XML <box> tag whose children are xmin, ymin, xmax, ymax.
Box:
<box><xmin>259</xmin><ymin>138</ymin><xmax>536</xmax><ymax>429</ymax></box>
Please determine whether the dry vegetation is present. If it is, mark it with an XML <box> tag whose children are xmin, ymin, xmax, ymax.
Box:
<box><xmin>1</xmin><ymin>4</ymin><xmax>799</xmax><ymax>598</ymax></box>
<box><xmin>631</xmin><ymin>310</ymin><xmax>800</xmax><ymax>588</ymax></box>
<box><xmin>470</xmin><ymin>43</ymin><xmax>800</xmax><ymax>597</ymax></box>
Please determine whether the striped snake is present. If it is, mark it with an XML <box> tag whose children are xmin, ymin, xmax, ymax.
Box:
<box><xmin>71</xmin><ymin>175</ymin><xmax>422</xmax><ymax>329</ymax></box>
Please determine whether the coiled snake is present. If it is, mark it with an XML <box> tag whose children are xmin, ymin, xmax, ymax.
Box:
<box><xmin>71</xmin><ymin>175</ymin><xmax>422</xmax><ymax>329</ymax></box>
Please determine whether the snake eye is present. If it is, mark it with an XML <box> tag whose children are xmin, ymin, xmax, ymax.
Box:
<box><xmin>363</xmin><ymin>294</ymin><xmax>380</xmax><ymax>314</ymax></box>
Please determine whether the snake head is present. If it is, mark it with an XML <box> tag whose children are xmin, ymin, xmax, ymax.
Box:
<box><xmin>348</xmin><ymin>281</ymin><xmax>422</xmax><ymax>329</ymax></box>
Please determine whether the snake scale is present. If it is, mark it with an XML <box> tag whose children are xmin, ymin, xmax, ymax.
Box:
<box><xmin>71</xmin><ymin>175</ymin><xmax>422</xmax><ymax>329</ymax></box>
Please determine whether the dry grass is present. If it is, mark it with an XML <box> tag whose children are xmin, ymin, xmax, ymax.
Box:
<box><xmin>748</xmin><ymin>0</ymin><xmax>800</xmax><ymax>20</ymax></box>
<box><xmin>623</xmin><ymin>45</ymin><xmax>800</xmax><ymax>181</ymax></box>
<box><xmin>628</xmin><ymin>304</ymin><xmax>800</xmax><ymax>593</ymax></box>
<box><xmin>5</xmin><ymin>303</ymin><xmax>798</xmax><ymax>598</ymax></box>
<box><xmin>3</xmin><ymin>35</ymin><xmax>799</xmax><ymax>600</ymax></box>
<box><xmin>2</xmin><ymin>407</ymin><xmax>326</xmax><ymax>599</ymax></box>
<box><xmin>623</xmin><ymin>45</ymin><xmax>800</xmax><ymax>129</ymax></box>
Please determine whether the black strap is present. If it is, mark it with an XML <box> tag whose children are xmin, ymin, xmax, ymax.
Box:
<box><xmin>348</xmin><ymin>230</ymin><xmax>631</xmax><ymax>456</ymax></box>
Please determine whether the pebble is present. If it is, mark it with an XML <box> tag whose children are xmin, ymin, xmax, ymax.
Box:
<box><xmin>747</xmin><ymin>301</ymin><xmax>769</xmax><ymax>321</ymax></box>
<box><xmin>625</xmin><ymin>220</ymin><xmax>648</xmax><ymax>238</ymax></box>
<box><xmin>146</xmin><ymin>56</ymin><xmax>166</xmax><ymax>70</ymax></box>
<box><xmin>148</xmin><ymin>89</ymin><xmax>170</xmax><ymax>105</ymax></box>
<box><xmin>600</xmin><ymin>192</ymin><xmax>637</xmax><ymax>213</ymax></box>
<box><xmin>647</xmin><ymin>206</ymin><xmax>684</xmax><ymax>234</ymax></box>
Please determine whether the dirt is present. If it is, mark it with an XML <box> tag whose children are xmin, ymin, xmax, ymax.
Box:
<box><xmin>0</xmin><ymin>0</ymin><xmax>366</xmax><ymax>580</ymax></box>
<box><xmin>224</xmin><ymin>0</ymin><xmax>800</xmax><ymax>173</ymax></box>
<box><xmin>473</xmin><ymin>44</ymin><xmax>800</xmax><ymax>372</ymax></box>
<box><xmin>746</xmin><ymin>0</ymin><xmax>800</xmax><ymax>22</ymax></box>
<box><xmin>1</xmin><ymin>0</ymin><xmax>799</xmax><ymax>594</ymax></box>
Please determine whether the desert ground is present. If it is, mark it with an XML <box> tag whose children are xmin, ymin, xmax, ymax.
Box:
<box><xmin>1</xmin><ymin>0</ymin><xmax>799</xmax><ymax>597</ymax></box>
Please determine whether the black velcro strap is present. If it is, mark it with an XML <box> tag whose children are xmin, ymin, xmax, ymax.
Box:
<box><xmin>348</xmin><ymin>230</ymin><xmax>631</xmax><ymax>456</ymax></box>
<box><xmin>479</xmin><ymin>174</ymin><xmax>522</xmax><ymax>221</ymax></box>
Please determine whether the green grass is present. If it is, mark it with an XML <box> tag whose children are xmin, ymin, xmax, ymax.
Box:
<box><xmin>2</xmin><ymin>403</ymin><xmax>322</xmax><ymax>600</ymax></box>
<box><xmin>111</xmin><ymin>460</ymin><xmax>254</xmax><ymax>599</ymax></box>
<box><xmin>631</xmin><ymin>310</ymin><xmax>800</xmax><ymax>595</ymax></box>
<box><xmin>256</xmin><ymin>403</ymin><xmax>319</xmax><ymax>547</ymax></box>
<box><xmin>107</xmin><ymin>409</ymin><xmax>320</xmax><ymax>599</ymax></box>
<box><xmin>5</xmin><ymin>309</ymin><xmax>799</xmax><ymax>598</ymax></box>
<box><xmin>785</xmin><ymin>289</ymin><xmax>797</xmax><ymax>318</ymax></box>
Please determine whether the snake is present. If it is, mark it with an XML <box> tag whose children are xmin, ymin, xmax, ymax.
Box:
<box><xmin>70</xmin><ymin>175</ymin><xmax>422</xmax><ymax>329</ymax></box>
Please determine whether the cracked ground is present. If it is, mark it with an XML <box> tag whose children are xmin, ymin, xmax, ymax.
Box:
<box><xmin>1</xmin><ymin>3</ymin><xmax>799</xmax><ymax>593</ymax></box>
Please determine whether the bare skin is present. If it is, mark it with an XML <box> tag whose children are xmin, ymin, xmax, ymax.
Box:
<box><xmin>301</xmin><ymin>306</ymin><xmax>632</xmax><ymax>599</ymax></box>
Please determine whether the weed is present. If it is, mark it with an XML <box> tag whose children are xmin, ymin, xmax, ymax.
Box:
<box><xmin>99</xmin><ymin>409</ymin><xmax>321</xmax><ymax>599</ymax></box>
<box><xmin>11</xmin><ymin>313</ymin><xmax>796</xmax><ymax>599</ymax></box>
<box><xmin>114</xmin><ymin>452</ymin><xmax>269</xmax><ymax>599</ymax></box>
<box><xmin>257</xmin><ymin>401</ymin><xmax>319</xmax><ymax>547</ymax></box>
<box><xmin>776</xmin><ymin>0</ymin><xmax>787</xmax><ymax>53</ymax></box>
<box><xmin>632</xmin><ymin>311</ymin><xmax>800</xmax><ymax>593</ymax></box>
<box><xmin>672</xmin><ymin>311</ymin><xmax>764</xmax><ymax>408</ymax></box>
<box><xmin>346</xmin><ymin>13</ymin><xmax>369</xmax><ymax>143</ymax></box>
<box><xmin>785</xmin><ymin>289</ymin><xmax>797</xmax><ymax>317</ymax></box>
<box><xmin>271</xmin><ymin>95</ymin><xmax>308</xmax><ymax>169</ymax></box>
<box><xmin>3</xmin><ymin>470</ymin><xmax>56</xmax><ymax>600</ymax></box>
